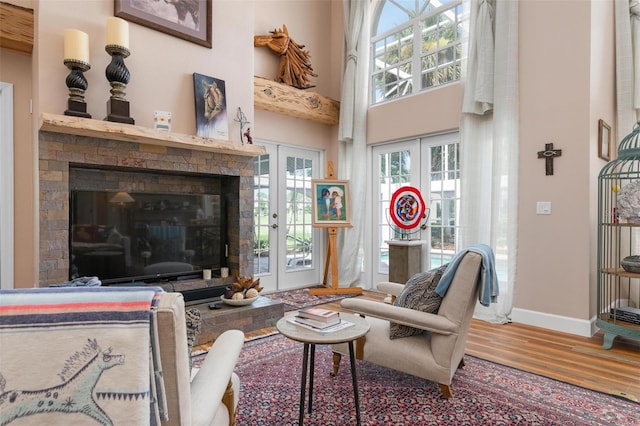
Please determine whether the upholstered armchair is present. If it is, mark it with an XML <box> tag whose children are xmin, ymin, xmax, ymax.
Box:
<box><xmin>157</xmin><ymin>292</ymin><xmax>244</xmax><ymax>426</ymax></box>
<box><xmin>331</xmin><ymin>251</ymin><xmax>483</xmax><ymax>399</ymax></box>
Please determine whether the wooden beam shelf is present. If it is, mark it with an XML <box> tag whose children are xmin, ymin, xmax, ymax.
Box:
<box><xmin>254</xmin><ymin>76</ymin><xmax>340</xmax><ymax>125</ymax></box>
<box><xmin>40</xmin><ymin>113</ymin><xmax>266</xmax><ymax>157</ymax></box>
<box><xmin>0</xmin><ymin>2</ymin><xmax>34</xmax><ymax>54</ymax></box>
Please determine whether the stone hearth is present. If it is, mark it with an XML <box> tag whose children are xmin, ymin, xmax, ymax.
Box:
<box><xmin>38</xmin><ymin>115</ymin><xmax>265</xmax><ymax>287</ymax></box>
<box><xmin>193</xmin><ymin>296</ymin><xmax>284</xmax><ymax>346</ymax></box>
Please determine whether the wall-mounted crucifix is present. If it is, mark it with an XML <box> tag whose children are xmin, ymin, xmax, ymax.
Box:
<box><xmin>537</xmin><ymin>143</ymin><xmax>562</xmax><ymax>175</ymax></box>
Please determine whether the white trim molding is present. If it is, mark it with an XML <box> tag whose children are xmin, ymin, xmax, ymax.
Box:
<box><xmin>0</xmin><ymin>82</ymin><xmax>14</xmax><ymax>289</ymax></box>
<box><xmin>510</xmin><ymin>308</ymin><xmax>595</xmax><ymax>338</ymax></box>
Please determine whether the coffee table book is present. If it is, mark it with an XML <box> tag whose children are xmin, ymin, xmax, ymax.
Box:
<box><xmin>287</xmin><ymin>317</ymin><xmax>354</xmax><ymax>334</ymax></box>
<box><xmin>297</xmin><ymin>307</ymin><xmax>339</xmax><ymax>322</ymax></box>
<box><xmin>293</xmin><ymin>314</ymin><xmax>340</xmax><ymax>329</ymax></box>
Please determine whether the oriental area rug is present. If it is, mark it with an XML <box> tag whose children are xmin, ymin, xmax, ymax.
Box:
<box><xmin>262</xmin><ymin>286</ymin><xmax>358</xmax><ymax>312</ymax></box>
<box><xmin>195</xmin><ymin>334</ymin><xmax>639</xmax><ymax>426</ymax></box>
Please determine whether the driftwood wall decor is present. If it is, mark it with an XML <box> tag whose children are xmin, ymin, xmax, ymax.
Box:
<box><xmin>254</xmin><ymin>24</ymin><xmax>317</xmax><ymax>90</ymax></box>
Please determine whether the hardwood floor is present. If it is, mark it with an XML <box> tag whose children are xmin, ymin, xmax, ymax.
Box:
<box><xmin>242</xmin><ymin>289</ymin><xmax>640</xmax><ymax>403</ymax></box>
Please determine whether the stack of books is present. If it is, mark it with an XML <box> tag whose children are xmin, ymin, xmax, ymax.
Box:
<box><xmin>294</xmin><ymin>307</ymin><xmax>341</xmax><ymax>329</ymax></box>
<box><xmin>288</xmin><ymin>307</ymin><xmax>354</xmax><ymax>333</ymax></box>
<box><xmin>611</xmin><ymin>306</ymin><xmax>640</xmax><ymax>325</ymax></box>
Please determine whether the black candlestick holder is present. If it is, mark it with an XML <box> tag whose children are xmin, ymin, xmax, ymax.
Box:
<box><xmin>105</xmin><ymin>44</ymin><xmax>134</xmax><ymax>124</ymax></box>
<box><xmin>63</xmin><ymin>59</ymin><xmax>91</xmax><ymax>118</ymax></box>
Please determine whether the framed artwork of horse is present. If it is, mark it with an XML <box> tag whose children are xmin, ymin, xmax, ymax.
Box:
<box><xmin>193</xmin><ymin>73</ymin><xmax>229</xmax><ymax>140</ymax></box>
<box><xmin>115</xmin><ymin>0</ymin><xmax>212</xmax><ymax>48</ymax></box>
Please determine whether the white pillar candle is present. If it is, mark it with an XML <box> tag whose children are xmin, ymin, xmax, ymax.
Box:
<box><xmin>106</xmin><ymin>17</ymin><xmax>129</xmax><ymax>49</ymax></box>
<box><xmin>203</xmin><ymin>269</ymin><xmax>212</xmax><ymax>280</ymax></box>
<box><xmin>63</xmin><ymin>29</ymin><xmax>90</xmax><ymax>63</ymax></box>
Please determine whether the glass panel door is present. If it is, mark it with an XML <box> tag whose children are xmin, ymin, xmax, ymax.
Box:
<box><xmin>278</xmin><ymin>146</ymin><xmax>322</xmax><ymax>290</ymax></box>
<box><xmin>371</xmin><ymin>140</ymin><xmax>420</xmax><ymax>285</ymax></box>
<box><xmin>424</xmin><ymin>136</ymin><xmax>460</xmax><ymax>269</ymax></box>
<box><xmin>253</xmin><ymin>143</ymin><xmax>322</xmax><ymax>292</ymax></box>
<box><xmin>370</xmin><ymin>133</ymin><xmax>460</xmax><ymax>285</ymax></box>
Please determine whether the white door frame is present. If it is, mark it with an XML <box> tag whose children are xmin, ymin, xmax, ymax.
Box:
<box><xmin>277</xmin><ymin>145</ymin><xmax>323</xmax><ymax>291</ymax></box>
<box><xmin>368</xmin><ymin>133</ymin><xmax>461</xmax><ymax>285</ymax></box>
<box><xmin>370</xmin><ymin>139</ymin><xmax>422</xmax><ymax>285</ymax></box>
<box><xmin>0</xmin><ymin>82</ymin><xmax>14</xmax><ymax>289</ymax></box>
<box><xmin>254</xmin><ymin>141</ymin><xmax>324</xmax><ymax>292</ymax></box>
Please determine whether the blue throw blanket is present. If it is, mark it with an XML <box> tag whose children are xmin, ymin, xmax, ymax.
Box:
<box><xmin>434</xmin><ymin>244</ymin><xmax>499</xmax><ymax>307</ymax></box>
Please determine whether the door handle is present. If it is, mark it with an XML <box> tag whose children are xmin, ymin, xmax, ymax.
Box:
<box><xmin>271</xmin><ymin>223</ymin><xmax>278</xmax><ymax>229</ymax></box>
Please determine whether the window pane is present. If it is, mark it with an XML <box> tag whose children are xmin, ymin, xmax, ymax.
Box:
<box><xmin>253</xmin><ymin>154</ymin><xmax>270</xmax><ymax>275</ymax></box>
<box><xmin>371</xmin><ymin>0</ymin><xmax>463</xmax><ymax>104</ymax></box>
<box><xmin>428</xmin><ymin>140</ymin><xmax>460</xmax><ymax>269</ymax></box>
<box><xmin>285</xmin><ymin>155</ymin><xmax>313</xmax><ymax>271</ymax></box>
<box><xmin>372</xmin><ymin>0</ymin><xmax>464</xmax><ymax>103</ymax></box>
<box><xmin>378</xmin><ymin>149</ymin><xmax>411</xmax><ymax>273</ymax></box>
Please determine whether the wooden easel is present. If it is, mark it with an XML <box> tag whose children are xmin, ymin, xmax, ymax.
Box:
<box><xmin>309</xmin><ymin>162</ymin><xmax>362</xmax><ymax>296</ymax></box>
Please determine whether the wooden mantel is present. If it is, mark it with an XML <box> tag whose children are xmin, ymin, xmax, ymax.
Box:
<box><xmin>40</xmin><ymin>113</ymin><xmax>266</xmax><ymax>157</ymax></box>
<box><xmin>0</xmin><ymin>2</ymin><xmax>34</xmax><ymax>54</ymax></box>
<box><xmin>254</xmin><ymin>76</ymin><xmax>340</xmax><ymax>125</ymax></box>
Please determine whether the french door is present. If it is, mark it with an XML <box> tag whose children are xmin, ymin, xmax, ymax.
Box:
<box><xmin>253</xmin><ymin>142</ymin><xmax>323</xmax><ymax>292</ymax></box>
<box><xmin>370</xmin><ymin>132</ymin><xmax>460</xmax><ymax>285</ymax></box>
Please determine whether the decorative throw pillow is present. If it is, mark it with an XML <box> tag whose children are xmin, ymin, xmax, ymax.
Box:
<box><xmin>185</xmin><ymin>307</ymin><xmax>202</xmax><ymax>370</ymax></box>
<box><xmin>389</xmin><ymin>263</ymin><xmax>448</xmax><ymax>340</ymax></box>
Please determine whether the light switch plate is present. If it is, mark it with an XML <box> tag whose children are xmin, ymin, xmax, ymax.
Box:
<box><xmin>536</xmin><ymin>201</ymin><xmax>551</xmax><ymax>215</ymax></box>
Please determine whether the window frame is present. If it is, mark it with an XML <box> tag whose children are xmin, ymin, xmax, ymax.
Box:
<box><xmin>370</xmin><ymin>0</ymin><xmax>464</xmax><ymax>106</ymax></box>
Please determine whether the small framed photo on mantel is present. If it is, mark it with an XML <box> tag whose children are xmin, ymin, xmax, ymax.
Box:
<box><xmin>598</xmin><ymin>119</ymin><xmax>612</xmax><ymax>161</ymax></box>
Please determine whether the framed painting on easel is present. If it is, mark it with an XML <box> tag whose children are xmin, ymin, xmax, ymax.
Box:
<box><xmin>309</xmin><ymin>170</ymin><xmax>360</xmax><ymax>296</ymax></box>
<box><xmin>311</xmin><ymin>179</ymin><xmax>351</xmax><ymax>227</ymax></box>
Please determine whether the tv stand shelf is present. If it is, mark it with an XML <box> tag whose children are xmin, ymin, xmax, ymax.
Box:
<box><xmin>40</xmin><ymin>113</ymin><xmax>266</xmax><ymax>157</ymax></box>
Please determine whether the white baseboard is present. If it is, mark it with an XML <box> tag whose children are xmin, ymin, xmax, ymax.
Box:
<box><xmin>510</xmin><ymin>308</ymin><xmax>596</xmax><ymax>337</ymax></box>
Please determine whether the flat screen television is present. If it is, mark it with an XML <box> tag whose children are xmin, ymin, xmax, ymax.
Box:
<box><xmin>69</xmin><ymin>190</ymin><xmax>227</xmax><ymax>285</ymax></box>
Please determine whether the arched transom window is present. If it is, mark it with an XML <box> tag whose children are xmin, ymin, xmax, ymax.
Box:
<box><xmin>371</xmin><ymin>0</ymin><xmax>465</xmax><ymax>105</ymax></box>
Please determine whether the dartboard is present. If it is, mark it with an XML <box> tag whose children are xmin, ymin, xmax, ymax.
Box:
<box><xmin>390</xmin><ymin>186</ymin><xmax>425</xmax><ymax>230</ymax></box>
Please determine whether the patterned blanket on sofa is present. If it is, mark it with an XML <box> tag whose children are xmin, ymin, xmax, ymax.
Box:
<box><xmin>0</xmin><ymin>286</ymin><xmax>165</xmax><ymax>426</ymax></box>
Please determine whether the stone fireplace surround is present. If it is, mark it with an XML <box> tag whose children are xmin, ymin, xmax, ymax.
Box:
<box><xmin>38</xmin><ymin>114</ymin><xmax>265</xmax><ymax>289</ymax></box>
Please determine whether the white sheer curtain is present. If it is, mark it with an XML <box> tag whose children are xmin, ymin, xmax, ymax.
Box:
<box><xmin>337</xmin><ymin>0</ymin><xmax>370</xmax><ymax>287</ymax></box>
<box><xmin>615</xmin><ymin>0</ymin><xmax>640</xmax><ymax>136</ymax></box>
<box><xmin>460</xmin><ymin>0</ymin><xmax>518</xmax><ymax>323</ymax></box>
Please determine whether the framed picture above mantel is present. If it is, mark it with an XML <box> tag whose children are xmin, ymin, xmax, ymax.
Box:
<box><xmin>115</xmin><ymin>0</ymin><xmax>212</xmax><ymax>48</ymax></box>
